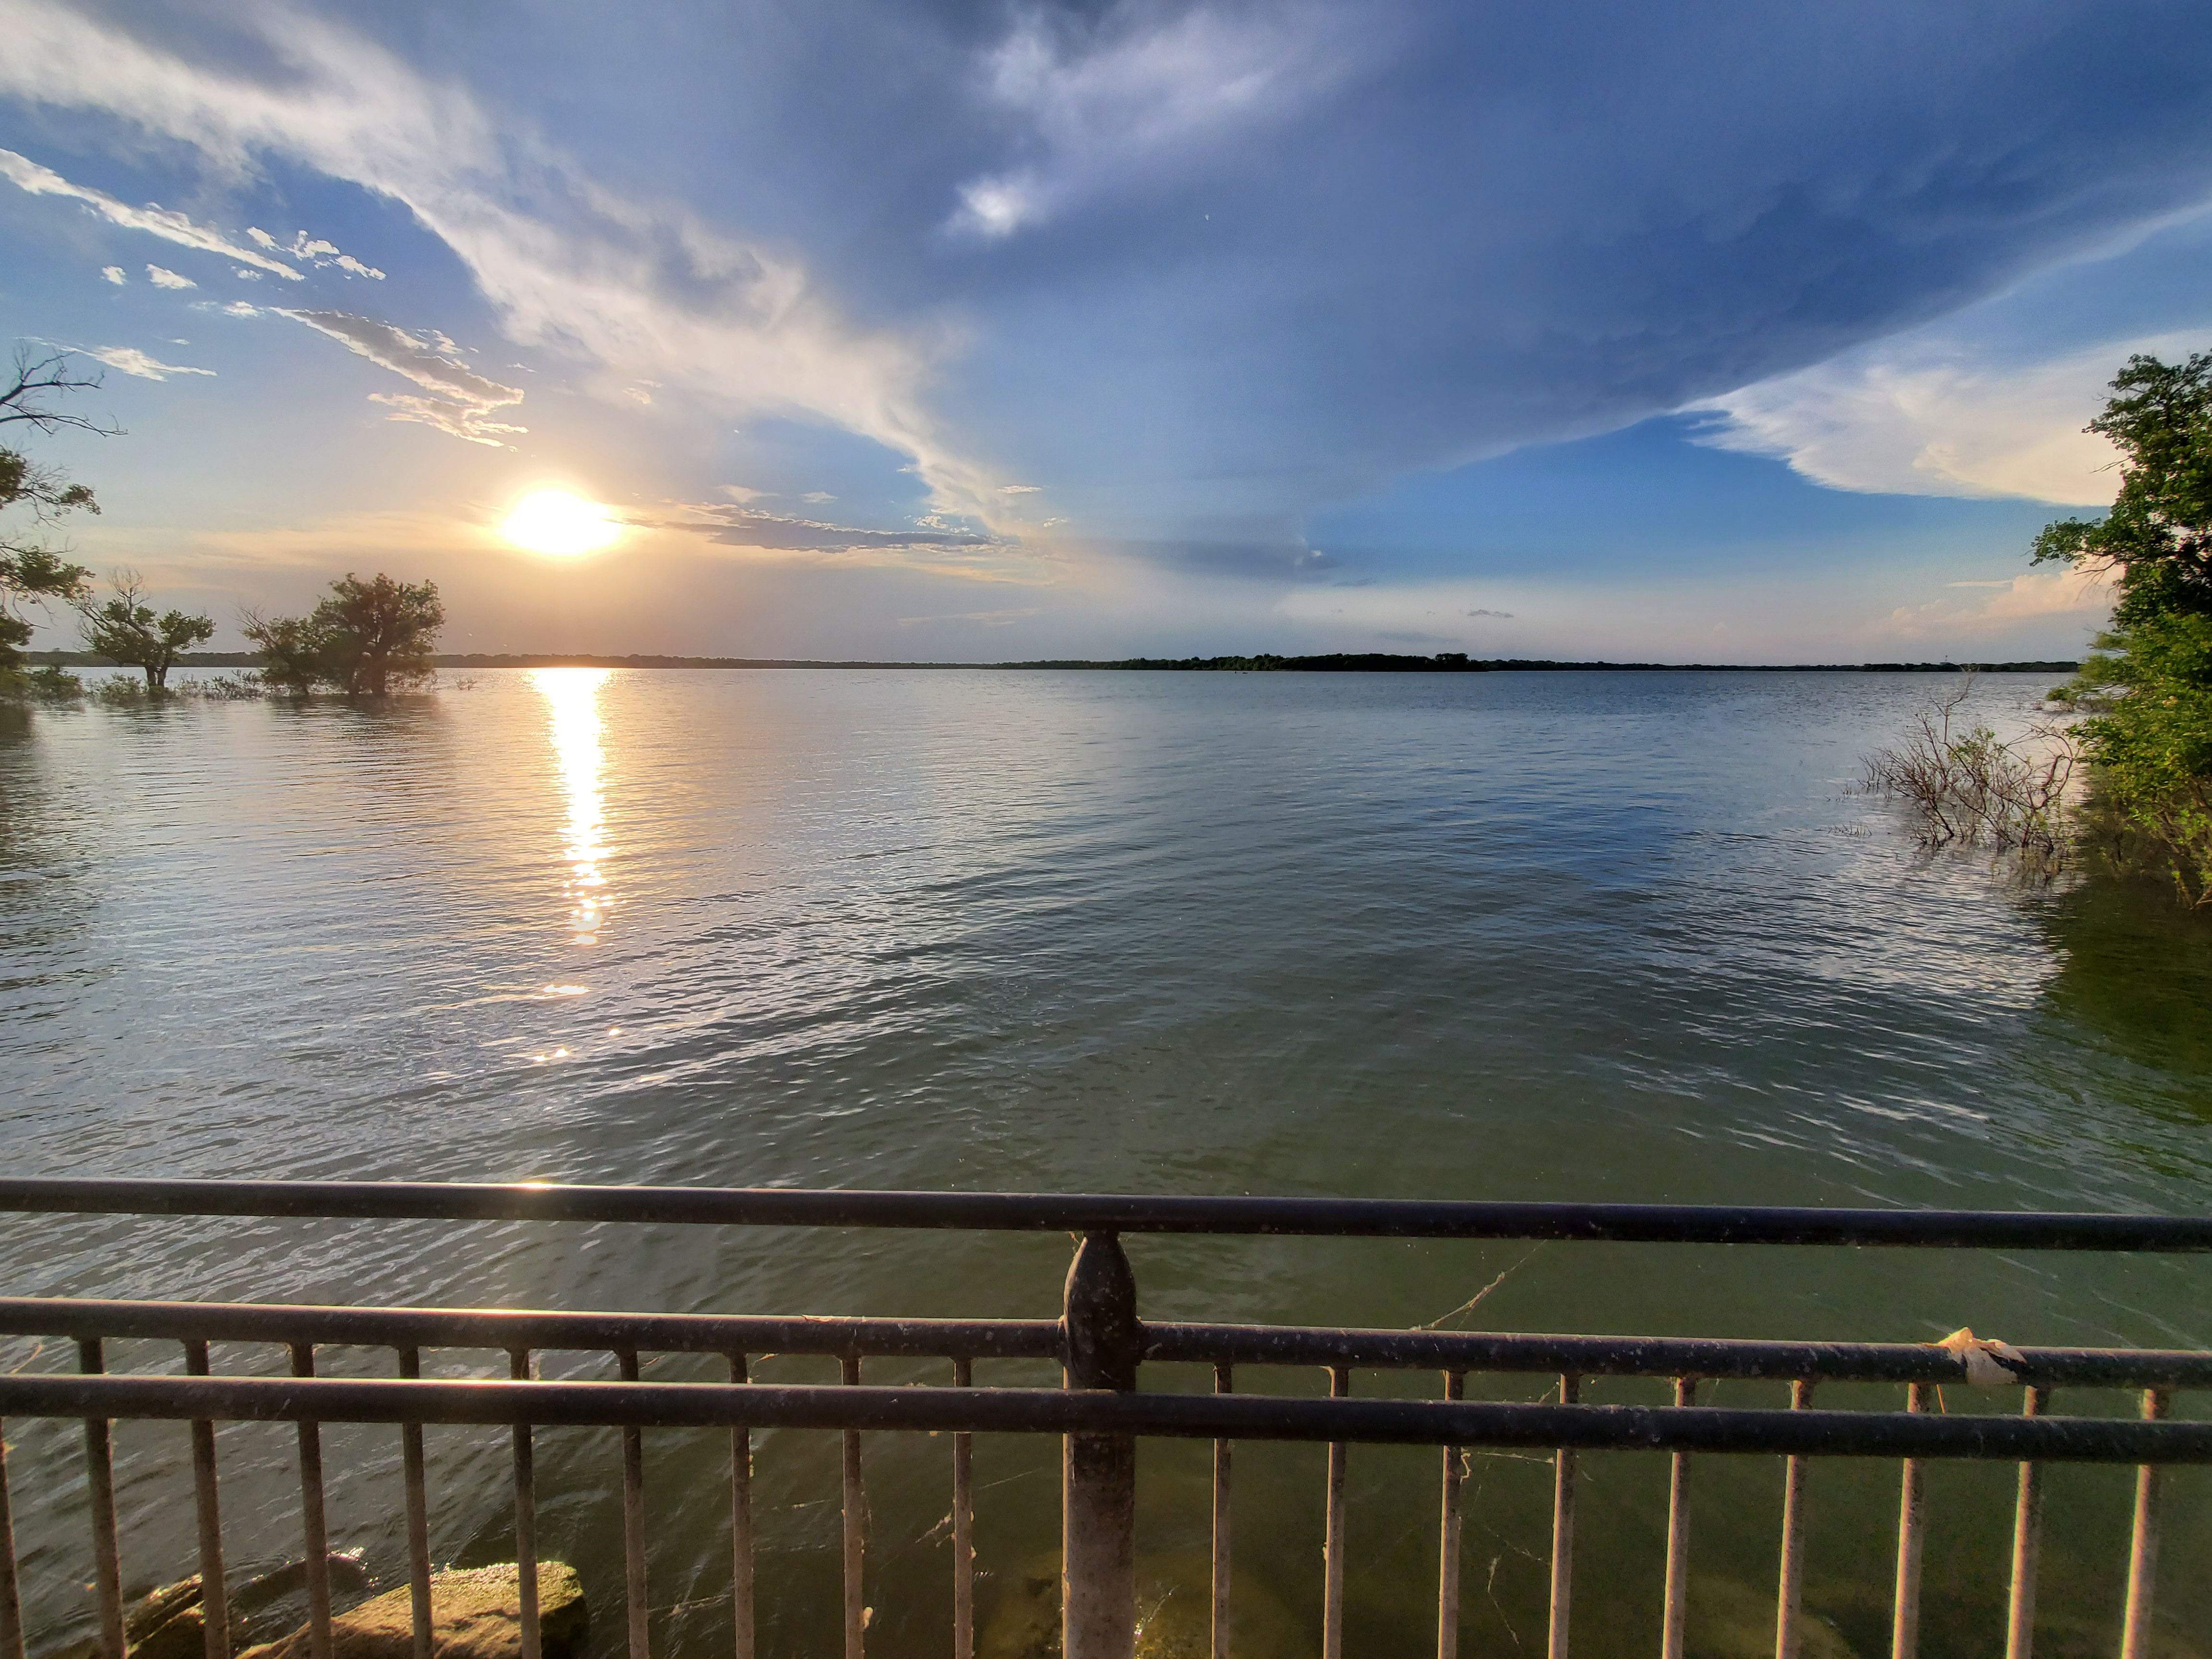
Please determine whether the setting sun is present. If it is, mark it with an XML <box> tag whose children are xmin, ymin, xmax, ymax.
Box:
<box><xmin>502</xmin><ymin>490</ymin><xmax>623</xmax><ymax>557</ymax></box>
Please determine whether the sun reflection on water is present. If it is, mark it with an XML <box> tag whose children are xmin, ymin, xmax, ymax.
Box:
<box><xmin>531</xmin><ymin>668</ymin><xmax>612</xmax><ymax>945</ymax></box>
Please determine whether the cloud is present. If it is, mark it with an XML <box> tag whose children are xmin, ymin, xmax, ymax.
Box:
<box><xmin>720</xmin><ymin>485</ymin><xmax>770</xmax><ymax>504</ymax></box>
<box><xmin>275</xmin><ymin>230</ymin><xmax>385</xmax><ymax>279</ymax></box>
<box><xmin>1684</xmin><ymin>332</ymin><xmax>2212</xmax><ymax>505</ymax></box>
<box><xmin>0</xmin><ymin>147</ymin><xmax>301</xmax><ymax>278</ymax></box>
<box><xmin>274</xmin><ymin>308</ymin><xmax>526</xmax><ymax>444</ymax></box>
<box><xmin>897</xmin><ymin>607</ymin><xmax>1042</xmax><ymax>626</ymax></box>
<box><xmin>998</xmin><ymin>483</ymin><xmax>1043</xmax><ymax>494</ymax></box>
<box><xmin>99</xmin><ymin>264</ymin><xmax>123</xmax><ymax>284</ymax></box>
<box><xmin>643</xmin><ymin>499</ymin><xmax>1002</xmax><ymax>554</ymax></box>
<box><xmin>145</xmin><ymin>264</ymin><xmax>194</xmax><ymax>289</ymax></box>
<box><xmin>1464</xmin><ymin>608</ymin><xmax>1514</xmax><ymax>618</ymax></box>
<box><xmin>800</xmin><ymin>491</ymin><xmax>835</xmax><ymax>503</ymax></box>
<box><xmin>0</xmin><ymin>1</ymin><xmax>1014</xmax><ymax>525</ymax></box>
<box><xmin>78</xmin><ymin>345</ymin><xmax>215</xmax><ymax>380</ymax></box>
<box><xmin>947</xmin><ymin>4</ymin><xmax>1371</xmax><ymax>239</ymax></box>
<box><xmin>1879</xmin><ymin>565</ymin><xmax>2112</xmax><ymax>639</ymax></box>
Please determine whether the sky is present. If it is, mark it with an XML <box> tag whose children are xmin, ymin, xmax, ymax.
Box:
<box><xmin>5</xmin><ymin>0</ymin><xmax>2212</xmax><ymax>662</ymax></box>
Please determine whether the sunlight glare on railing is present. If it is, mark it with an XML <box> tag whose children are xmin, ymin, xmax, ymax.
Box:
<box><xmin>530</xmin><ymin>668</ymin><xmax>613</xmax><ymax>947</ymax></box>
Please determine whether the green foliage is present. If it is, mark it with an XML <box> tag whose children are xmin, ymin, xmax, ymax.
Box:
<box><xmin>244</xmin><ymin>572</ymin><xmax>445</xmax><ymax>697</ymax></box>
<box><xmin>2039</xmin><ymin>353</ymin><xmax>2212</xmax><ymax>903</ymax></box>
<box><xmin>76</xmin><ymin>574</ymin><xmax>215</xmax><ymax>690</ymax></box>
<box><xmin>0</xmin><ymin>347</ymin><xmax>109</xmax><ymax>672</ymax></box>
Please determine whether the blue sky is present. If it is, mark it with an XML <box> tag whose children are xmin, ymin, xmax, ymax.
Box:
<box><xmin>4</xmin><ymin>0</ymin><xmax>2212</xmax><ymax>661</ymax></box>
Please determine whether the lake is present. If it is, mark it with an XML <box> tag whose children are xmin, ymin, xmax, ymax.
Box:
<box><xmin>3</xmin><ymin>667</ymin><xmax>2210</xmax><ymax>1659</ymax></box>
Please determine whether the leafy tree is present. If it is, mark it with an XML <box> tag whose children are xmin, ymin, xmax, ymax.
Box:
<box><xmin>244</xmin><ymin>572</ymin><xmax>445</xmax><ymax>697</ymax></box>
<box><xmin>76</xmin><ymin>572</ymin><xmax>216</xmax><ymax>690</ymax></box>
<box><xmin>0</xmin><ymin>349</ymin><xmax>111</xmax><ymax>674</ymax></box>
<box><xmin>2039</xmin><ymin>353</ymin><xmax>2212</xmax><ymax>902</ymax></box>
<box><xmin>2034</xmin><ymin>352</ymin><xmax>2212</xmax><ymax>626</ymax></box>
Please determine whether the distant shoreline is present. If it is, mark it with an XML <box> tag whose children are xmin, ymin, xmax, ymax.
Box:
<box><xmin>29</xmin><ymin>649</ymin><xmax>2081</xmax><ymax>674</ymax></box>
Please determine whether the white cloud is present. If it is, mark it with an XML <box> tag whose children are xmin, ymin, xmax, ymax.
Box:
<box><xmin>99</xmin><ymin>264</ymin><xmax>124</xmax><ymax>284</ymax></box>
<box><xmin>79</xmin><ymin>345</ymin><xmax>216</xmax><ymax>380</ymax></box>
<box><xmin>801</xmin><ymin>490</ymin><xmax>836</xmax><ymax>503</ymax></box>
<box><xmin>1879</xmin><ymin>566</ymin><xmax>2112</xmax><ymax>640</ymax></box>
<box><xmin>998</xmin><ymin>483</ymin><xmax>1043</xmax><ymax>494</ymax></box>
<box><xmin>273</xmin><ymin>308</ymin><xmax>526</xmax><ymax>445</ymax></box>
<box><xmin>146</xmin><ymin>264</ymin><xmax>194</xmax><ymax>289</ymax></box>
<box><xmin>720</xmin><ymin>484</ymin><xmax>770</xmax><ymax>504</ymax></box>
<box><xmin>1690</xmin><ymin>329</ymin><xmax>2212</xmax><ymax>506</ymax></box>
<box><xmin>0</xmin><ymin>147</ymin><xmax>302</xmax><ymax>278</ymax></box>
<box><xmin>0</xmin><ymin>0</ymin><xmax>1015</xmax><ymax>525</ymax></box>
<box><xmin>948</xmin><ymin>4</ymin><xmax>1370</xmax><ymax>239</ymax></box>
<box><xmin>897</xmin><ymin>607</ymin><xmax>1042</xmax><ymax>626</ymax></box>
<box><xmin>281</xmin><ymin>230</ymin><xmax>385</xmax><ymax>279</ymax></box>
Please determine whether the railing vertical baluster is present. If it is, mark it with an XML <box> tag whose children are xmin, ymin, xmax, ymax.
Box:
<box><xmin>1548</xmin><ymin>1374</ymin><xmax>1578</xmax><ymax>1659</ymax></box>
<box><xmin>1437</xmin><ymin>1371</ymin><xmax>1465</xmax><ymax>1659</ymax></box>
<box><xmin>2118</xmin><ymin>1389</ymin><xmax>2168</xmax><ymax>1659</ymax></box>
<box><xmin>728</xmin><ymin>1354</ymin><xmax>755</xmax><ymax>1659</ymax></box>
<box><xmin>397</xmin><ymin>1349</ymin><xmax>433</xmax><ymax>1659</ymax></box>
<box><xmin>1061</xmin><ymin>1231</ymin><xmax>1139</xmax><ymax>1659</ymax></box>
<box><xmin>510</xmin><ymin>1349</ymin><xmax>541</xmax><ymax>1659</ymax></box>
<box><xmin>1323</xmin><ymin>1367</ymin><xmax>1349</xmax><ymax>1659</ymax></box>
<box><xmin>618</xmin><ymin>1351</ymin><xmax>649</xmax><ymax>1659</ymax></box>
<box><xmin>77</xmin><ymin>1338</ymin><xmax>124</xmax><ymax>1659</ymax></box>
<box><xmin>184</xmin><ymin>1342</ymin><xmax>230</xmax><ymax>1659</ymax></box>
<box><xmin>1890</xmin><ymin>1382</ymin><xmax>1931</xmax><ymax>1659</ymax></box>
<box><xmin>953</xmin><ymin>1357</ymin><xmax>974</xmax><ymax>1659</ymax></box>
<box><xmin>289</xmin><ymin>1345</ymin><xmax>333</xmax><ymax>1659</ymax></box>
<box><xmin>2003</xmin><ymin>1386</ymin><xmax>2049</xmax><ymax>1659</ymax></box>
<box><xmin>1212</xmin><ymin>1363</ymin><xmax>1232</xmax><ymax>1659</ymax></box>
<box><xmin>1774</xmin><ymin>1379</ymin><xmax>1814</xmax><ymax>1659</ymax></box>
<box><xmin>842</xmin><ymin>1354</ymin><xmax>866</xmax><ymax>1659</ymax></box>
<box><xmin>1661</xmin><ymin>1378</ymin><xmax>1695</xmax><ymax>1659</ymax></box>
<box><xmin>0</xmin><ymin>1418</ymin><xmax>24</xmax><ymax>1659</ymax></box>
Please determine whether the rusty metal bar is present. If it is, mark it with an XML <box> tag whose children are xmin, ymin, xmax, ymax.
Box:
<box><xmin>729</xmin><ymin>1354</ymin><xmax>755</xmax><ymax>1659</ymax></box>
<box><xmin>5</xmin><ymin>1372</ymin><xmax>2212</xmax><ymax>1460</ymax></box>
<box><xmin>397</xmin><ymin>1349</ymin><xmax>433</xmax><ymax>1659</ymax></box>
<box><xmin>184</xmin><ymin>1341</ymin><xmax>230</xmax><ymax>1659</ymax></box>
<box><xmin>77</xmin><ymin>1338</ymin><xmax>123</xmax><ymax>1659</ymax></box>
<box><xmin>510</xmin><ymin>1349</ymin><xmax>541</xmax><ymax>1659</ymax></box>
<box><xmin>1212</xmin><ymin>1363</ymin><xmax>1232</xmax><ymax>1659</ymax></box>
<box><xmin>4</xmin><ymin>1178</ymin><xmax>2209</xmax><ymax>1252</ymax></box>
<box><xmin>2004</xmin><ymin>1386</ymin><xmax>2049</xmax><ymax>1659</ymax></box>
<box><xmin>4</xmin><ymin>1298</ymin><xmax>2209</xmax><ymax>1391</ymax></box>
<box><xmin>618</xmin><ymin>1350</ymin><xmax>649</xmax><ymax>1659</ymax></box>
<box><xmin>289</xmin><ymin>1345</ymin><xmax>333</xmax><ymax>1659</ymax></box>
<box><xmin>2119</xmin><ymin>1389</ymin><xmax>2168</xmax><ymax>1659</ymax></box>
<box><xmin>0</xmin><ymin>1418</ymin><xmax>18</xmax><ymax>1659</ymax></box>
<box><xmin>1549</xmin><ymin>1375</ymin><xmax>1578</xmax><ymax>1659</ymax></box>
<box><xmin>842</xmin><ymin>1354</ymin><xmax>866</xmax><ymax>1659</ymax></box>
<box><xmin>1062</xmin><ymin>1232</ymin><xmax>1139</xmax><ymax>1659</ymax></box>
<box><xmin>1323</xmin><ymin>1367</ymin><xmax>1349</xmax><ymax>1659</ymax></box>
<box><xmin>1890</xmin><ymin>1382</ymin><xmax>1931</xmax><ymax>1659</ymax></box>
<box><xmin>952</xmin><ymin>1357</ymin><xmax>974</xmax><ymax>1659</ymax></box>
<box><xmin>1661</xmin><ymin>1378</ymin><xmax>1695</xmax><ymax>1659</ymax></box>
<box><xmin>1437</xmin><ymin>1371</ymin><xmax>1465</xmax><ymax>1659</ymax></box>
<box><xmin>1775</xmin><ymin>1380</ymin><xmax>1814</xmax><ymax>1659</ymax></box>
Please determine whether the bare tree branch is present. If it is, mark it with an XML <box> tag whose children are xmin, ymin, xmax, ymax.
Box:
<box><xmin>0</xmin><ymin>347</ymin><xmax>122</xmax><ymax>439</ymax></box>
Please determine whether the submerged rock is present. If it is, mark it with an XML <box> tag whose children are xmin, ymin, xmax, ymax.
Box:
<box><xmin>239</xmin><ymin>1564</ymin><xmax>586</xmax><ymax>1659</ymax></box>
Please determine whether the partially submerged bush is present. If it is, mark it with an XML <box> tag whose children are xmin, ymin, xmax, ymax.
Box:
<box><xmin>1863</xmin><ymin>673</ymin><xmax>2080</xmax><ymax>877</ymax></box>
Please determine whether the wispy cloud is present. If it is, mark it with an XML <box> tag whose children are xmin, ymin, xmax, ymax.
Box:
<box><xmin>0</xmin><ymin>147</ymin><xmax>301</xmax><ymax>279</ymax></box>
<box><xmin>249</xmin><ymin>226</ymin><xmax>384</xmax><ymax>279</ymax></box>
<box><xmin>0</xmin><ymin>1</ymin><xmax>1018</xmax><ymax>525</ymax></box>
<box><xmin>78</xmin><ymin>345</ymin><xmax>216</xmax><ymax>381</ymax></box>
<box><xmin>1689</xmin><ymin>329</ymin><xmax>2212</xmax><ymax>506</ymax></box>
<box><xmin>1879</xmin><ymin>566</ymin><xmax>2111</xmax><ymax>639</ymax></box>
<box><xmin>897</xmin><ymin>607</ymin><xmax>1042</xmax><ymax>626</ymax></box>
<box><xmin>99</xmin><ymin>264</ymin><xmax>124</xmax><ymax>284</ymax></box>
<box><xmin>642</xmin><ymin>499</ymin><xmax>1002</xmax><ymax>554</ymax></box>
<box><xmin>948</xmin><ymin>4</ymin><xmax>1370</xmax><ymax>239</ymax></box>
<box><xmin>274</xmin><ymin>308</ymin><xmax>526</xmax><ymax>445</ymax></box>
<box><xmin>146</xmin><ymin>264</ymin><xmax>194</xmax><ymax>289</ymax></box>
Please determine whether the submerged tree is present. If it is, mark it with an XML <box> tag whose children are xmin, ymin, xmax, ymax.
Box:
<box><xmin>76</xmin><ymin>572</ymin><xmax>215</xmax><ymax>690</ymax></box>
<box><xmin>2037</xmin><ymin>353</ymin><xmax>2212</xmax><ymax>903</ymax></box>
<box><xmin>244</xmin><ymin>572</ymin><xmax>445</xmax><ymax>697</ymax></box>
<box><xmin>0</xmin><ymin>349</ymin><xmax>111</xmax><ymax>676</ymax></box>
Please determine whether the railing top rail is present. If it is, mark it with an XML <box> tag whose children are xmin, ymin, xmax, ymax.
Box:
<box><xmin>1</xmin><ymin>1297</ymin><xmax>2207</xmax><ymax>1388</ymax></box>
<box><xmin>0</xmin><ymin>1179</ymin><xmax>2208</xmax><ymax>1250</ymax></box>
<box><xmin>0</xmin><ymin>1372</ymin><xmax>2205</xmax><ymax>1463</ymax></box>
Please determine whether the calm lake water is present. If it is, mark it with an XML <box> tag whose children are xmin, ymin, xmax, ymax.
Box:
<box><xmin>3</xmin><ymin>667</ymin><xmax>2211</xmax><ymax>1659</ymax></box>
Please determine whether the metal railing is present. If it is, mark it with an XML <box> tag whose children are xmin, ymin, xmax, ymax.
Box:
<box><xmin>0</xmin><ymin>1179</ymin><xmax>2205</xmax><ymax>1659</ymax></box>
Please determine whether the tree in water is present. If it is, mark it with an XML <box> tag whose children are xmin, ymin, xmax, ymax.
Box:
<box><xmin>76</xmin><ymin>572</ymin><xmax>215</xmax><ymax>691</ymax></box>
<box><xmin>2037</xmin><ymin>353</ymin><xmax>2212</xmax><ymax>903</ymax></box>
<box><xmin>0</xmin><ymin>349</ymin><xmax>110</xmax><ymax>678</ymax></box>
<box><xmin>244</xmin><ymin>572</ymin><xmax>445</xmax><ymax>697</ymax></box>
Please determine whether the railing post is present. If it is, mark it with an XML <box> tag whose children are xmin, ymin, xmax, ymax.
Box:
<box><xmin>1062</xmin><ymin>1231</ymin><xmax>1140</xmax><ymax>1659</ymax></box>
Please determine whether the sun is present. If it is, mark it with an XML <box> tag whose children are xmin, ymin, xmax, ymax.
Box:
<box><xmin>502</xmin><ymin>490</ymin><xmax>624</xmax><ymax>557</ymax></box>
